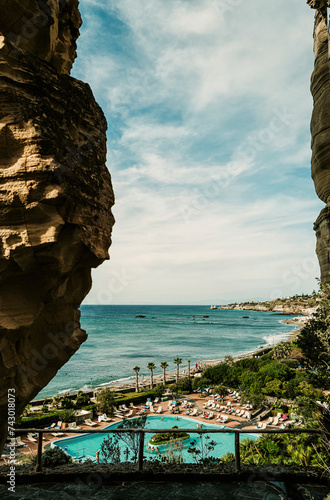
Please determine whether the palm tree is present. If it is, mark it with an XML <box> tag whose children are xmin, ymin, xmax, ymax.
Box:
<box><xmin>160</xmin><ymin>361</ymin><xmax>168</xmax><ymax>385</ymax></box>
<box><xmin>174</xmin><ymin>357</ymin><xmax>182</xmax><ymax>383</ymax></box>
<box><xmin>133</xmin><ymin>366</ymin><xmax>140</xmax><ymax>393</ymax></box>
<box><xmin>147</xmin><ymin>362</ymin><xmax>156</xmax><ymax>389</ymax></box>
<box><xmin>187</xmin><ymin>359</ymin><xmax>191</xmax><ymax>378</ymax></box>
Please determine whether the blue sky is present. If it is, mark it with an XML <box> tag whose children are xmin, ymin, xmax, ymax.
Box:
<box><xmin>73</xmin><ymin>0</ymin><xmax>324</xmax><ymax>305</ymax></box>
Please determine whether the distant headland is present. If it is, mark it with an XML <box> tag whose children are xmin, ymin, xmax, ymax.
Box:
<box><xmin>212</xmin><ymin>294</ymin><xmax>318</xmax><ymax>317</ymax></box>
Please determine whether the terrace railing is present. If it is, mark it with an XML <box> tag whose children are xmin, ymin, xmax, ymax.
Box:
<box><xmin>14</xmin><ymin>427</ymin><xmax>323</xmax><ymax>473</ymax></box>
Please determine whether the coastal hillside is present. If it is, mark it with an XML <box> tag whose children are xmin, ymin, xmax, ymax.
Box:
<box><xmin>217</xmin><ymin>294</ymin><xmax>318</xmax><ymax>316</ymax></box>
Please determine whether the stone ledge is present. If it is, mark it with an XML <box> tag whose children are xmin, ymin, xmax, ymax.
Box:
<box><xmin>0</xmin><ymin>462</ymin><xmax>328</xmax><ymax>486</ymax></box>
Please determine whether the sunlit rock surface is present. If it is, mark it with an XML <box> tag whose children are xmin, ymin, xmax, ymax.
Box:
<box><xmin>0</xmin><ymin>0</ymin><xmax>114</xmax><ymax>452</ymax></box>
<box><xmin>309</xmin><ymin>2</ymin><xmax>330</xmax><ymax>283</ymax></box>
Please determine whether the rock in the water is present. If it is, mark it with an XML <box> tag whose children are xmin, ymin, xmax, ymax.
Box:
<box><xmin>0</xmin><ymin>0</ymin><xmax>114</xmax><ymax>453</ymax></box>
<box><xmin>309</xmin><ymin>3</ymin><xmax>330</xmax><ymax>283</ymax></box>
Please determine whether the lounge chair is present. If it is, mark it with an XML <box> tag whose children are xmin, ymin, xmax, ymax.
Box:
<box><xmin>208</xmin><ymin>412</ymin><xmax>215</xmax><ymax>419</ymax></box>
<box><xmin>101</xmin><ymin>414</ymin><xmax>113</xmax><ymax>421</ymax></box>
<box><xmin>27</xmin><ymin>433</ymin><xmax>37</xmax><ymax>443</ymax></box>
<box><xmin>154</xmin><ymin>397</ymin><xmax>160</xmax><ymax>404</ymax></box>
<box><xmin>156</xmin><ymin>406</ymin><xmax>163</xmax><ymax>414</ymax></box>
<box><xmin>126</xmin><ymin>410</ymin><xmax>134</xmax><ymax>417</ymax></box>
<box><xmin>10</xmin><ymin>437</ymin><xmax>26</xmax><ymax>447</ymax></box>
<box><xmin>149</xmin><ymin>406</ymin><xmax>155</xmax><ymax>413</ymax></box>
<box><xmin>272</xmin><ymin>417</ymin><xmax>279</xmax><ymax>426</ymax></box>
<box><xmin>51</xmin><ymin>431</ymin><xmax>65</xmax><ymax>437</ymax></box>
<box><xmin>130</xmin><ymin>402</ymin><xmax>138</xmax><ymax>409</ymax></box>
<box><xmin>84</xmin><ymin>418</ymin><xmax>97</xmax><ymax>427</ymax></box>
<box><xmin>68</xmin><ymin>422</ymin><xmax>81</xmax><ymax>430</ymax></box>
<box><xmin>267</xmin><ymin>416</ymin><xmax>273</xmax><ymax>424</ymax></box>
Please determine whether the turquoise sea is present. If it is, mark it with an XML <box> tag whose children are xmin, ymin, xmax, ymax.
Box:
<box><xmin>35</xmin><ymin>305</ymin><xmax>299</xmax><ymax>400</ymax></box>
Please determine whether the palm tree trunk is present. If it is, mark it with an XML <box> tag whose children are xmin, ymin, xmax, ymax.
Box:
<box><xmin>135</xmin><ymin>372</ymin><xmax>139</xmax><ymax>393</ymax></box>
<box><xmin>151</xmin><ymin>370</ymin><xmax>154</xmax><ymax>389</ymax></box>
<box><xmin>176</xmin><ymin>365</ymin><xmax>179</xmax><ymax>383</ymax></box>
<box><xmin>163</xmin><ymin>367</ymin><xmax>166</xmax><ymax>385</ymax></box>
<box><xmin>188</xmin><ymin>361</ymin><xmax>191</xmax><ymax>378</ymax></box>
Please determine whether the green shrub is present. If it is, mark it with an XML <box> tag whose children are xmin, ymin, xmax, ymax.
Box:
<box><xmin>172</xmin><ymin>377</ymin><xmax>192</xmax><ymax>394</ymax></box>
<box><xmin>281</xmin><ymin>359</ymin><xmax>300</xmax><ymax>369</ymax></box>
<box><xmin>213</xmin><ymin>384</ymin><xmax>227</xmax><ymax>397</ymax></box>
<box><xmin>75</xmin><ymin>394</ymin><xmax>91</xmax><ymax>407</ymax></box>
<box><xmin>15</xmin><ymin>412</ymin><xmax>60</xmax><ymax>429</ymax></box>
<box><xmin>150</xmin><ymin>431</ymin><xmax>190</xmax><ymax>445</ymax></box>
<box><xmin>57</xmin><ymin>409</ymin><xmax>76</xmax><ymax>423</ymax></box>
<box><xmin>60</xmin><ymin>398</ymin><xmax>75</xmax><ymax>409</ymax></box>
<box><xmin>41</xmin><ymin>446</ymin><xmax>72</xmax><ymax>467</ymax></box>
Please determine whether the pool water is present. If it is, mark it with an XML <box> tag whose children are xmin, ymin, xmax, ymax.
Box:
<box><xmin>52</xmin><ymin>415</ymin><xmax>259</xmax><ymax>463</ymax></box>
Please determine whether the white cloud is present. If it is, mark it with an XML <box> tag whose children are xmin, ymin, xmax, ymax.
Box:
<box><xmin>74</xmin><ymin>0</ymin><xmax>322</xmax><ymax>304</ymax></box>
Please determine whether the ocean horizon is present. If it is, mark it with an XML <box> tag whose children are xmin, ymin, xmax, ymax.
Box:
<box><xmin>34</xmin><ymin>305</ymin><xmax>300</xmax><ymax>400</ymax></box>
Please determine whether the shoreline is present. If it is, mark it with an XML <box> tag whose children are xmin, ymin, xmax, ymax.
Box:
<box><xmin>32</xmin><ymin>318</ymin><xmax>304</xmax><ymax>404</ymax></box>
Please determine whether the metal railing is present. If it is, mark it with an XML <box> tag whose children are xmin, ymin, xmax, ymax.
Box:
<box><xmin>14</xmin><ymin>427</ymin><xmax>322</xmax><ymax>473</ymax></box>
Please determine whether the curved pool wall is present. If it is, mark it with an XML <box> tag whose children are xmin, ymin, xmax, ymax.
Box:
<box><xmin>52</xmin><ymin>415</ymin><xmax>259</xmax><ymax>463</ymax></box>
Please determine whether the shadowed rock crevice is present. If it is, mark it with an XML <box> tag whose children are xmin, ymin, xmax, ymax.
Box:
<box><xmin>0</xmin><ymin>0</ymin><xmax>114</xmax><ymax>453</ymax></box>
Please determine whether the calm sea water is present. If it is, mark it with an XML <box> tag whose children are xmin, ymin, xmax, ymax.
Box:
<box><xmin>35</xmin><ymin>305</ymin><xmax>299</xmax><ymax>400</ymax></box>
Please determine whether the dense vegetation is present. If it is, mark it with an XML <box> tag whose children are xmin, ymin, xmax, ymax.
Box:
<box><xmin>201</xmin><ymin>286</ymin><xmax>330</xmax><ymax>471</ymax></box>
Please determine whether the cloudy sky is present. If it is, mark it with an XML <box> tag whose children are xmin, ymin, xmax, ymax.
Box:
<box><xmin>73</xmin><ymin>0</ymin><xmax>324</xmax><ymax>305</ymax></box>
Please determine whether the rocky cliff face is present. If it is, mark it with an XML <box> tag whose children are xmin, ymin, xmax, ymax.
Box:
<box><xmin>0</xmin><ymin>0</ymin><xmax>114</xmax><ymax>451</ymax></box>
<box><xmin>309</xmin><ymin>1</ymin><xmax>330</xmax><ymax>283</ymax></box>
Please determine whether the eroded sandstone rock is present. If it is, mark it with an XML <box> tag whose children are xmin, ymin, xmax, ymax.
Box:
<box><xmin>0</xmin><ymin>0</ymin><xmax>81</xmax><ymax>75</ymax></box>
<box><xmin>309</xmin><ymin>2</ymin><xmax>330</xmax><ymax>283</ymax></box>
<box><xmin>0</xmin><ymin>0</ymin><xmax>114</xmax><ymax>452</ymax></box>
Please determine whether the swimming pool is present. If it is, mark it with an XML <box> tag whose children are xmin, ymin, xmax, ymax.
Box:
<box><xmin>52</xmin><ymin>415</ymin><xmax>259</xmax><ymax>463</ymax></box>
